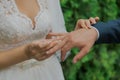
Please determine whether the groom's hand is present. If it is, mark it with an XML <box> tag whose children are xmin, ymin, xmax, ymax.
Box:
<box><xmin>70</xmin><ymin>28</ymin><xmax>98</xmax><ymax>63</ymax></box>
<box><xmin>61</xmin><ymin>29</ymin><xmax>98</xmax><ymax>63</ymax></box>
<box><xmin>47</xmin><ymin>28</ymin><xmax>98</xmax><ymax>63</ymax></box>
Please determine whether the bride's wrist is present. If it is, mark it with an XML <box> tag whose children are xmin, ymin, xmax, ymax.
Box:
<box><xmin>24</xmin><ymin>44</ymin><xmax>32</xmax><ymax>60</ymax></box>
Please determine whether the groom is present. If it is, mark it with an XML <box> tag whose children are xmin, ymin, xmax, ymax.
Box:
<box><xmin>47</xmin><ymin>18</ymin><xmax>120</xmax><ymax>63</ymax></box>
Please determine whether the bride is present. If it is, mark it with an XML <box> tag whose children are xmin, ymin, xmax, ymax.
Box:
<box><xmin>0</xmin><ymin>0</ymin><xmax>67</xmax><ymax>80</ymax></box>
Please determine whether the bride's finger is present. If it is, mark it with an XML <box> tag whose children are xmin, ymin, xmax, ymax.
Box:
<box><xmin>75</xmin><ymin>20</ymin><xmax>89</xmax><ymax>30</ymax></box>
<box><xmin>37</xmin><ymin>54</ymin><xmax>52</xmax><ymax>61</ymax></box>
<box><xmin>46</xmin><ymin>37</ymin><xmax>68</xmax><ymax>54</ymax></box>
<box><xmin>30</xmin><ymin>39</ymin><xmax>52</xmax><ymax>53</ymax></box>
<box><xmin>45</xmin><ymin>40</ymin><xmax>60</xmax><ymax>50</ymax></box>
<box><xmin>95</xmin><ymin>17</ymin><xmax>100</xmax><ymax>22</ymax></box>
<box><xmin>34</xmin><ymin>50</ymin><xmax>53</xmax><ymax>61</ymax></box>
<box><xmin>75</xmin><ymin>22</ymin><xmax>81</xmax><ymax>30</ymax></box>
<box><xmin>37</xmin><ymin>39</ymin><xmax>53</xmax><ymax>48</ymax></box>
<box><xmin>38</xmin><ymin>38</ymin><xmax>64</xmax><ymax>53</ymax></box>
<box><xmin>89</xmin><ymin>17</ymin><xmax>96</xmax><ymax>24</ymax></box>
<box><xmin>85</xmin><ymin>20</ymin><xmax>92</xmax><ymax>29</ymax></box>
<box><xmin>34</xmin><ymin>52</ymin><xmax>47</xmax><ymax>61</ymax></box>
<box><xmin>78</xmin><ymin>19</ymin><xmax>88</xmax><ymax>29</ymax></box>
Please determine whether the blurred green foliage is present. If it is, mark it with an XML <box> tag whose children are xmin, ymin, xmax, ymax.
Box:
<box><xmin>60</xmin><ymin>0</ymin><xmax>120</xmax><ymax>80</ymax></box>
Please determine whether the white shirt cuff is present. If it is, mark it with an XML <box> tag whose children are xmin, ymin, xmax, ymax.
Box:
<box><xmin>91</xmin><ymin>26</ymin><xmax>100</xmax><ymax>40</ymax></box>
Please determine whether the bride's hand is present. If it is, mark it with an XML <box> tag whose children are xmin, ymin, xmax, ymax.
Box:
<box><xmin>25</xmin><ymin>39</ymin><xmax>60</xmax><ymax>61</ymax></box>
<box><xmin>75</xmin><ymin>17</ymin><xmax>99</xmax><ymax>30</ymax></box>
<box><xmin>45</xmin><ymin>33</ymin><xmax>69</xmax><ymax>55</ymax></box>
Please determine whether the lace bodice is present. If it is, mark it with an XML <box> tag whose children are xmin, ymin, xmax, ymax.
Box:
<box><xmin>0</xmin><ymin>0</ymin><xmax>53</xmax><ymax>50</ymax></box>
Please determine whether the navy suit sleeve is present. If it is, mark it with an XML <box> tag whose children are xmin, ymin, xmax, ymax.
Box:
<box><xmin>93</xmin><ymin>19</ymin><xmax>120</xmax><ymax>44</ymax></box>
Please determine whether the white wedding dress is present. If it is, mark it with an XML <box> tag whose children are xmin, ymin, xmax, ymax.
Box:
<box><xmin>0</xmin><ymin>0</ymin><xmax>67</xmax><ymax>80</ymax></box>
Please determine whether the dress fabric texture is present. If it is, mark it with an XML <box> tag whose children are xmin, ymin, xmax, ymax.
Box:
<box><xmin>0</xmin><ymin>0</ymin><xmax>66</xmax><ymax>80</ymax></box>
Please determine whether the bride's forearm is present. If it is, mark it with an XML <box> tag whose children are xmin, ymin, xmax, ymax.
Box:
<box><xmin>0</xmin><ymin>44</ymin><xmax>29</xmax><ymax>69</ymax></box>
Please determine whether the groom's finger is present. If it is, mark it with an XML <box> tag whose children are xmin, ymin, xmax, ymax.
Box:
<box><xmin>48</xmin><ymin>33</ymin><xmax>68</xmax><ymax>37</ymax></box>
<box><xmin>61</xmin><ymin>42</ymin><xmax>73</xmax><ymax>61</ymax></box>
<box><xmin>73</xmin><ymin>46</ymin><xmax>90</xmax><ymax>63</ymax></box>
